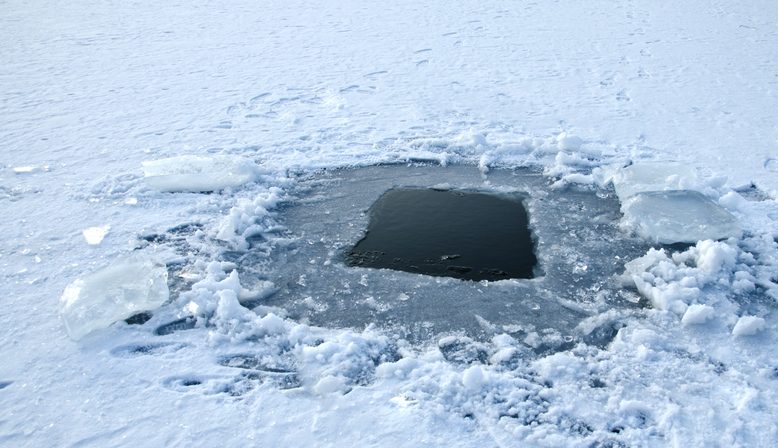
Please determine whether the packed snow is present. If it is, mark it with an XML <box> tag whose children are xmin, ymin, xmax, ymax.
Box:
<box><xmin>2</xmin><ymin>0</ymin><xmax>778</xmax><ymax>446</ymax></box>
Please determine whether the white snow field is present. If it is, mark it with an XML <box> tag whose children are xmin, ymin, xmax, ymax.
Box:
<box><xmin>2</xmin><ymin>0</ymin><xmax>778</xmax><ymax>446</ymax></box>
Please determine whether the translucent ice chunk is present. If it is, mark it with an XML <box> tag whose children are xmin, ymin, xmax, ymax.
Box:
<box><xmin>142</xmin><ymin>155</ymin><xmax>260</xmax><ymax>192</ymax></box>
<box><xmin>60</xmin><ymin>253</ymin><xmax>169</xmax><ymax>340</ymax></box>
<box><xmin>621</xmin><ymin>190</ymin><xmax>742</xmax><ymax>243</ymax></box>
<box><xmin>613</xmin><ymin>162</ymin><xmax>699</xmax><ymax>201</ymax></box>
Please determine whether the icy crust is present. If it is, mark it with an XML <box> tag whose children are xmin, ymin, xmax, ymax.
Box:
<box><xmin>59</xmin><ymin>253</ymin><xmax>169</xmax><ymax>340</ymax></box>
<box><xmin>621</xmin><ymin>190</ymin><xmax>743</xmax><ymax>244</ymax></box>
<box><xmin>142</xmin><ymin>155</ymin><xmax>262</xmax><ymax>192</ymax></box>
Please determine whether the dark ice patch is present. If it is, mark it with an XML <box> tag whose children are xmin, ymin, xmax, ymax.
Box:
<box><xmin>155</xmin><ymin>317</ymin><xmax>197</xmax><ymax>335</ymax></box>
<box><xmin>124</xmin><ymin>311</ymin><xmax>153</xmax><ymax>325</ymax></box>
<box><xmin>110</xmin><ymin>342</ymin><xmax>187</xmax><ymax>358</ymax></box>
<box><xmin>219</xmin><ymin>355</ymin><xmax>295</xmax><ymax>373</ymax></box>
<box><xmin>583</xmin><ymin>322</ymin><xmax>623</xmax><ymax>348</ymax></box>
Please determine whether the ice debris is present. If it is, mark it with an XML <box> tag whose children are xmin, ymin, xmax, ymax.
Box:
<box><xmin>555</xmin><ymin>132</ymin><xmax>583</xmax><ymax>152</ymax></box>
<box><xmin>60</xmin><ymin>253</ymin><xmax>169</xmax><ymax>340</ymax></box>
<box><xmin>82</xmin><ymin>225</ymin><xmax>110</xmax><ymax>245</ymax></box>
<box><xmin>462</xmin><ymin>365</ymin><xmax>486</xmax><ymax>391</ymax></box>
<box><xmin>142</xmin><ymin>155</ymin><xmax>261</xmax><ymax>192</ymax></box>
<box><xmin>732</xmin><ymin>316</ymin><xmax>765</xmax><ymax>337</ymax></box>
<box><xmin>681</xmin><ymin>304</ymin><xmax>715</xmax><ymax>325</ymax></box>
<box><xmin>619</xmin><ymin>240</ymin><xmax>740</xmax><ymax>312</ymax></box>
<box><xmin>612</xmin><ymin>161</ymin><xmax>700</xmax><ymax>201</ymax></box>
<box><xmin>621</xmin><ymin>190</ymin><xmax>742</xmax><ymax>244</ymax></box>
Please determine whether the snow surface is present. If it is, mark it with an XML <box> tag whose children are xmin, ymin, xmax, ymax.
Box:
<box><xmin>2</xmin><ymin>0</ymin><xmax>778</xmax><ymax>446</ymax></box>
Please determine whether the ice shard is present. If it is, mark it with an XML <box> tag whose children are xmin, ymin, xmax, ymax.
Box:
<box><xmin>60</xmin><ymin>253</ymin><xmax>169</xmax><ymax>340</ymax></box>
<box><xmin>142</xmin><ymin>155</ymin><xmax>260</xmax><ymax>192</ymax></box>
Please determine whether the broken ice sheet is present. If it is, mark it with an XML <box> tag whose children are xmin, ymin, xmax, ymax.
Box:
<box><xmin>142</xmin><ymin>155</ymin><xmax>261</xmax><ymax>192</ymax></box>
<box><xmin>612</xmin><ymin>162</ymin><xmax>700</xmax><ymax>201</ymax></box>
<box><xmin>621</xmin><ymin>190</ymin><xmax>742</xmax><ymax>244</ymax></box>
<box><xmin>60</xmin><ymin>253</ymin><xmax>169</xmax><ymax>340</ymax></box>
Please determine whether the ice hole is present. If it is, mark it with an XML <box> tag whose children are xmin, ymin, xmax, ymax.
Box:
<box><xmin>243</xmin><ymin>164</ymin><xmax>657</xmax><ymax>345</ymax></box>
<box><xmin>344</xmin><ymin>188</ymin><xmax>537</xmax><ymax>281</ymax></box>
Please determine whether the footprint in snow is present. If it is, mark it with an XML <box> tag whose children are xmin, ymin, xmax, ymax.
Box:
<box><xmin>110</xmin><ymin>342</ymin><xmax>188</xmax><ymax>358</ymax></box>
<box><xmin>220</xmin><ymin>355</ymin><xmax>301</xmax><ymax>390</ymax></box>
<box><xmin>155</xmin><ymin>317</ymin><xmax>197</xmax><ymax>336</ymax></box>
<box><xmin>249</xmin><ymin>93</ymin><xmax>271</xmax><ymax>106</ymax></box>
<box><xmin>162</xmin><ymin>375</ymin><xmax>257</xmax><ymax>396</ymax></box>
<box><xmin>363</xmin><ymin>71</ymin><xmax>388</xmax><ymax>78</ymax></box>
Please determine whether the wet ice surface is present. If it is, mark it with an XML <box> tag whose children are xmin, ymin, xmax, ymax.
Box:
<box><xmin>345</xmin><ymin>187</ymin><xmax>537</xmax><ymax>281</ymax></box>
<box><xmin>242</xmin><ymin>164</ymin><xmax>656</xmax><ymax>346</ymax></box>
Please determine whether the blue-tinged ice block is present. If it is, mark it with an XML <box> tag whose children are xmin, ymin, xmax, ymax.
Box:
<box><xmin>142</xmin><ymin>155</ymin><xmax>261</xmax><ymax>192</ymax></box>
<box><xmin>60</xmin><ymin>253</ymin><xmax>169</xmax><ymax>340</ymax></box>
<box><xmin>621</xmin><ymin>190</ymin><xmax>742</xmax><ymax>243</ymax></box>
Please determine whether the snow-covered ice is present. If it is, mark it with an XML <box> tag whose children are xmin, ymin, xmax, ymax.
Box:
<box><xmin>621</xmin><ymin>190</ymin><xmax>743</xmax><ymax>244</ymax></box>
<box><xmin>3</xmin><ymin>0</ymin><xmax>778</xmax><ymax>446</ymax></box>
<box><xmin>59</xmin><ymin>253</ymin><xmax>169</xmax><ymax>340</ymax></box>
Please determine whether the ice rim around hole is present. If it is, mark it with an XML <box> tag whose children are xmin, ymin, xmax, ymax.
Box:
<box><xmin>191</xmin><ymin>163</ymin><xmax>674</xmax><ymax>347</ymax></box>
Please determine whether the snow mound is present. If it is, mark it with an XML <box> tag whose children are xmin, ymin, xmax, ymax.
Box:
<box><xmin>142</xmin><ymin>155</ymin><xmax>261</xmax><ymax>192</ymax></box>
<box><xmin>621</xmin><ymin>190</ymin><xmax>742</xmax><ymax>244</ymax></box>
<box><xmin>59</xmin><ymin>253</ymin><xmax>169</xmax><ymax>340</ymax></box>
<box><xmin>612</xmin><ymin>162</ymin><xmax>700</xmax><ymax>201</ymax></box>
